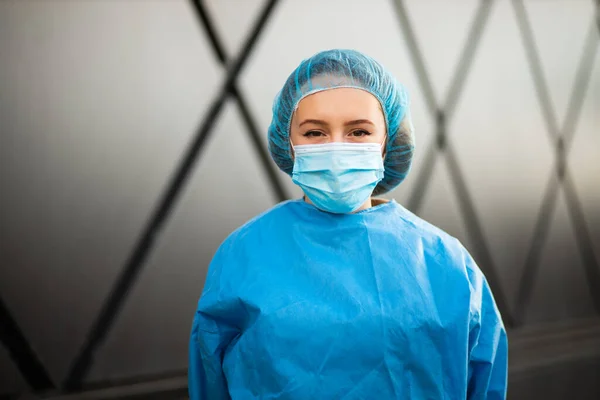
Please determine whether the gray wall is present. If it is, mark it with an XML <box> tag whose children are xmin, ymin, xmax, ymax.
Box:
<box><xmin>0</xmin><ymin>0</ymin><xmax>598</xmax><ymax>397</ymax></box>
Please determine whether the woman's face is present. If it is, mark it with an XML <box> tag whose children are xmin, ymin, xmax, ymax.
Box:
<box><xmin>289</xmin><ymin>87</ymin><xmax>387</xmax><ymax>146</ymax></box>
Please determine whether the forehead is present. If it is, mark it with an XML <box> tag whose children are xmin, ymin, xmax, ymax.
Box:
<box><xmin>294</xmin><ymin>87</ymin><xmax>384</xmax><ymax>121</ymax></box>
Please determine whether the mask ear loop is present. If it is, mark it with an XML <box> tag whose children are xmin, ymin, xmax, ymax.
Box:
<box><xmin>288</xmin><ymin>103</ymin><xmax>302</xmax><ymax>160</ymax></box>
<box><xmin>289</xmin><ymin>140</ymin><xmax>297</xmax><ymax>161</ymax></box>
<box><xmin>369</xmin><ymin>135</ymin><xmax>388</xmax><ymax>203</ymax></box>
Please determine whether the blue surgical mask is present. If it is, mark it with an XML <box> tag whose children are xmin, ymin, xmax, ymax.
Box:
<box><xmin>291</xmin><ymin>142</ymin><xmax>385</xmax><ymax>214</ymax></box>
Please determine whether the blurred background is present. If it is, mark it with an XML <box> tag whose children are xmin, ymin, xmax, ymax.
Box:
<box><xmin>0</xmin><ymin>0</ymin><xmax>598</xmax><ymax>399</ymax></box>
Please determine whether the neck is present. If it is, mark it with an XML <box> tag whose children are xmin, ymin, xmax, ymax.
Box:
<box><xmin>353</xmin><ymin>197</ymin><xmax>373</xmax><ymax>212</ymax></box>
<box><xmin>303</xmin><ymin>196</ymin><xmax>373</xmax><ymax>213</ymax></box>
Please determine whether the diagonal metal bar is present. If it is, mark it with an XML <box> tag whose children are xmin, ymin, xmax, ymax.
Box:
<box><xmin>514</xmin><ymin>175</ymin><xmax>560</xmax><ymax>325</ymax></box>
<box><xmin>445</xmin><ymin>145</ymin><xmax>514</xmax><ymax>327</ymax></box>
<box><xmin>189</xmin><ymin>0</ymin><xmax>289</xmax><ymax>203</ymax></box>
<box><xmin>408</xmin><ymin>109</ymin><xmax>443</xmax><ymax>214</ymax></box>
<box><xmin>62</xmin><ymin>0</ymin><xmax>281</xmax><ymax>391</ymax></box>
<box><xmin>390</xmin><ymin>0</ymin><xmax>438</xmax><ymax>115</ymax></box>
<box><xmin>512</xmin><ymin>2</ymin><xmax>600</xmax><ymax>325</ymax></box>
<box><xmin>512</xmin><ymin>0</ymin><xmax>561</xmax><ymax>140</ymax></box>
<box><xmin>562</xmin><ymin>173</ymin><xmax>600</xmax><ymax>312</ymax></box>
<box><xmin>0</xmin><ymin>296</ymin><xmax>55</xmax><ymax>392</ymax></box>
<box><xmin>444</xmin><ymin>0</ymin><xmax>494</xmax><ymax>119</ymax></box>
<box><xmin>406</xmin><ymin>139</ymin><xmax>438</xmax><ymax>213</ymax></box>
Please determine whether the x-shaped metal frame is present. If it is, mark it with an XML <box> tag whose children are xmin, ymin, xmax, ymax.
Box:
<box><xmin>62</xmin><ymin>0</ymin><xmax>282</xmax><ymax>390</ymax></box>
<box><xmin>391</xmin><ymin>0</ymin><xmax>515</xmax><ymax>327</ymax></box>
<box><xmin>512</xmin><ymin>0</ymin><xmax>600</xmax><ymax>326</ymax></box>
<box><xmin>189</xmin><ymin>0</ymin><xmax>289</xmax><ymax>204</ymax></box>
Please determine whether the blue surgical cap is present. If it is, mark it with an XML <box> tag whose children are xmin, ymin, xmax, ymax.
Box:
<box><xmin>268</xmin><ymin>49</ymin><xmax>414</xmax><ymax>195</ymax></box>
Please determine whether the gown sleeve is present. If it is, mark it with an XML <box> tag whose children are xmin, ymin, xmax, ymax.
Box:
<box><xmin>188</xmin><ymin>242</ymin><xmax>240</xmax><ymax>400</ymax></box>
<box><xmin>465</xmin><ymin>252</ymin><xmax>509</xmax><ymax>400</ymax></box>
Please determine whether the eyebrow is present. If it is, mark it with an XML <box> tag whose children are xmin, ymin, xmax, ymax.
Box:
<box><xmin>298</xmin><ymin>119</ymin><xmax>375</xmax><ymax>127</ymax></box>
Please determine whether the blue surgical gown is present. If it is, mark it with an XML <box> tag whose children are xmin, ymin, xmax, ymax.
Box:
<box><xmin>189</xmin><ymin>199</ymin><xmax>508</xmax><ymax>399</ymax></box>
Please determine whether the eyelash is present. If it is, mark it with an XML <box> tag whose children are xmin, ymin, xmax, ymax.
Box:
<box><xmin>302</xmin><ymin>129</ymin><xmax>372</xmax><ymax>137</ymax></box>
<box><xmin>350</xmin><ymin>129</ymin><xmax>372</xmax><ymax>137</ymax></box>
<box><xmin>303</xmin><ymin>130</ymin><xmax>324</xmax><ymax>137</ymax></box>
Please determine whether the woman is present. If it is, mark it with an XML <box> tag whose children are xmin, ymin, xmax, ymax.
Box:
<box><xmin>189</xmin><ymin>49</ymin><xmax>507</xmax><ymax>399</ymax></box>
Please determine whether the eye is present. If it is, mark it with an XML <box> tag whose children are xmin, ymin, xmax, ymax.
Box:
<box><xmin>303</xmin><ymin>130</ymin><xmax>325</xmax><ymax>137</ymax></box>
<box><xmin>349</xmin><ymin>129</ymin><xmax>372</xmax><ymax>137</ymax></box>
